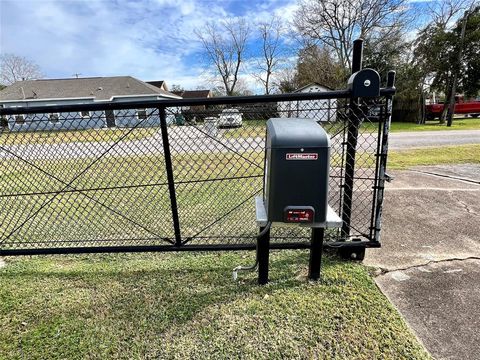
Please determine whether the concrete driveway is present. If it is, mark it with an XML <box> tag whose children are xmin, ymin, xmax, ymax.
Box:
<box><xmin>389</xmin><ymin>129</ymin><xmax>480</xmax><ymax>150</ymax></box>
<box><xmin>365</xmin><ymin>164</ymin><xmax>480</xmax><ymax>360</ymax></box>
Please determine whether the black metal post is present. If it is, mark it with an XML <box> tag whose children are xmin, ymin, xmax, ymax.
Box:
<box><xmin>257</xmin><ymin>225</ymin><xmax>271</xmax><ymax>285</ymax></box>
<box><xmin>341</xmin><ymin>38</ymin><xmax>363</xmax><ymax>239</ymax></box>
<box><xmin>351</xmin><ymin>39</ymin><xmax>364</xmax><ymax>73</ymax></box>
<box><xmin>373</xmin><ymin>70</ymin><xmax>396</xmax><ymax>243</ymax></box>
<box><xmin>159</xmin><ymin>107</ymin><xmax>182</xmax><ymax>246</ymax></box>
<box><xmin>308</xmin><ymin>227</ymin><xmax>324</xmax><ymax>280</ymax></box>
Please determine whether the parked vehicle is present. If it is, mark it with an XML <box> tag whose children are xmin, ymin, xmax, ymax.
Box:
<box><xmin>425</xmin><ymin>96</ymin><xmax>480</xmax><ymax>120</ymax></box>
<box><xmin>218</xmin><ymin>108</ymin><xmax>243</xmax><ymax>128</ymax></box>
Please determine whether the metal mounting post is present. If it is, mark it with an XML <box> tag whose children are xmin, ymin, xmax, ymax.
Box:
<box><xmin>342</xmin><ymin>38</ymin><xmax>364</xmax><ymax>239</ymax></box>
<box><xmin>257</xmin><ymin>225</ymin><xmax>271</xmax><ymax>285</ymax></box>
<box><xmin>373</xmin><ymin>70</ymin><xmax>396</xmax><ymax>243</ymax></box>
<box><xmin>308</xmin><ymin>227</ymin><xmax>324</xmax><ymax>280</ymax></box>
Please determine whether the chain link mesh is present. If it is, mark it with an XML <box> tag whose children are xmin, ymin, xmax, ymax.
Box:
<box><xmin>0</xmin><ymin>94</ymin><xmax>385</xmax><ymax>250</ymax></box>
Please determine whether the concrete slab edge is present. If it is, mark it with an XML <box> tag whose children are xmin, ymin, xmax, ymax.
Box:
<box><xmin>373</xmin><ymin>275</ymin><xmax>433</xmax><ymax>359</ymax></box>
<box><xmin>407</xmin><ymin>169</ymin><xmax>480</xmax><ymax>185</ymax></box>
<box><xmin>374</xmin><ymin>256</ymin><xmax>480</xmax><ymax>276</ymax></box>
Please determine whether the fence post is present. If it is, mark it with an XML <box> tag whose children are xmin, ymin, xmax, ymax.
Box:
<box><xmin>373</xmin><ymin>71</ymin><xmax>396</xmax><ymax>243</ymax></box>
<box><xmin>159</xmin><ymin>107</ymin><xmax>182</xmax><ymax>246</ymax></box>
<box><xmin>341</xmin><ymin>38</ymin><xmax>363</xmax><ymax>239</ymax></box>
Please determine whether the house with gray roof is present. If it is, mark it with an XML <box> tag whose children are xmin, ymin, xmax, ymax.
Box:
<box><xmin>172</xmin><ymin>89</ymin><xmax>212</xmax><ymax>114</ymax></box>
<box><xmin>0</xmin><ymin>76</ymin><xmax>181</xmax><ymax>131</ymax></box>
<box><xmin>146</xmin><ymin>80</ymin><xmax>169</xmax><ymax>91</ymax></box>
<box><xmin>277</xmin><ymin>82</ymin><xmax>337</xmax><ymax>122</ymax></box>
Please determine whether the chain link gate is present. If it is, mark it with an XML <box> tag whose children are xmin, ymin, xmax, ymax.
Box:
<box><xmin>0</xmin><ymin>88</ymin><xmax>394</xmax><ymax>256</ymax></box>
<box><xmin>0</xmin><ymin>46</ymin><xmax>395</xmax><ymax>262</ymax></box>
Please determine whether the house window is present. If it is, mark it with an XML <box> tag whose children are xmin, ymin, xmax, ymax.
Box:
<box><xmin>136</xmin><ymin>109</ymin><xmax>147</xmax><ymax>120</ymax></box>
<box><xmin>15</xmin><ymin>115</ymin><xmax>25</xmax><ymax>125</ymax></box>
<box><xmin>49</xmin><ymin>113</ymin><xmax>59</xmax><ymax>123</ymax></box>
<box><xmin>80</xmin><ymin>111</ymin><xmax>90</xmax><ymax>118</ymax></box>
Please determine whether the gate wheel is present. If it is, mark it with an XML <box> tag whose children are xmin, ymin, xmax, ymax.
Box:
<box><xmin>338</xmin><ymin>247</ymin><xmax>365</xmax><ymax>261</ymax></box>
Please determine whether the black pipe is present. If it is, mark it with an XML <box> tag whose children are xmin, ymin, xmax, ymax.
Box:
<box><xmin>0</xmin><ymin>88</ymin><xmax>396</xmax><ymax>116</ymax></box>
<box><xmin>324</xmin><ymin>240</ymin><xmax>381</xmax><ymax>249</ymax></box>
<box><xmin>159</xmin><ymin>107</ymin><xmax>182</xmax><ymax>246</ymax></box>
<box><xmin>0</xmin><ymin>242</ymin><xmax>306</xmax><ymax>256</ymax></box>
<box><xmin>387</xmin><ymin>70</ymin><xmax>396</xmax><ymax>88</ymax></box>
<box><xmin>351</xmin><ymin>39</ymin><xmax>364</xmax><ymax>73</ymax></box>
<box><xmin>373</xmin><ymin>70</ymin><xmax>396</xmax><ymax>244</ymax></box>
<box><xmin>0</xmin><ymin>239</ymin><xmax>381</xmax><ymax>256</ymax></box>
<box><xmin>341</xmin><ymin>38</ymin><xmax>364</xmax><ymax>239</ymax></box>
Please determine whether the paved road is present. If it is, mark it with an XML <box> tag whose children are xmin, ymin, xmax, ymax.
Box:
<box><xmin>389</xmin><ymin>129</ymin><xmax>480</xmax><ymax>150</ymax></box>
<box><xmin>1</xmin><ymin>127</ymin><xmax>479</xmax><ymax>160</ymax></box>
<box><xmin>0</xmin><ymin>127</ymin><xmax>266</xmax><ymax>160</ymax></box>
<box><xmin>365</xmin><ymin>164</ymin><xmax>480</xmax><ymax>360</ymax></box>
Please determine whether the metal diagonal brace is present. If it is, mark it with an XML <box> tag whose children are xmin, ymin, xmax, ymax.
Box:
<box><xmin>0</xmin><ymin>115</ymin><xmax>172</xmax><ymax>244</ymax></box>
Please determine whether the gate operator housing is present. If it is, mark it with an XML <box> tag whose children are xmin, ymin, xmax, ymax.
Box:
<box><xmin>264</xmin><ymin>118</ymin><xmax>331</xmax><ymax>225</ymax></box>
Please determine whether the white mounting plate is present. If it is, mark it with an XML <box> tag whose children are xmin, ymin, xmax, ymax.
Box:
<box><xmin>255</xmin><ymin>196</ymin><xmax>343</xmax><ymax>229</ymax></box>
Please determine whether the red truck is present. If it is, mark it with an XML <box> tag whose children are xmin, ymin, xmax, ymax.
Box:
<box><xmin>425</xmin><ymin>96</ymin><xmax>480</xmax><ymax>120</ymax></box>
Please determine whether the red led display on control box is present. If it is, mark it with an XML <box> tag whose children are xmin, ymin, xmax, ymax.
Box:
<box><xmin>284</xmin><ymin>207</ymin><xmax>315</xmax><ymax>223</ymax></box>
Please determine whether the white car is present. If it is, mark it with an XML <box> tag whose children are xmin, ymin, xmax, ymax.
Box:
<box><xmin>218</xmin><ymin>108</ymin><xmax>243</xmax><ymax>128</ymax></box>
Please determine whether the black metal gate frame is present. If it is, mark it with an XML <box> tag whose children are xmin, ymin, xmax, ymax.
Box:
<box><xmin>0</xmin><ymin>35</ymin><xmax>397</xmax><ymax>275</ymax></box>
<box><xmin>0</xmin><ymin>86</ymin><xmax>395</xmax><ymax>257</ymax></box>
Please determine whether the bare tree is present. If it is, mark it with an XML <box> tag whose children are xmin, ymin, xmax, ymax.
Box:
<box><xmin>296</xmin><ymin>44</ymin><xmax>347</xmax><ymax>89</ymax></box>
<box><xmin>294</xmin><ymin>0</ymin><xmax>409</xmax><ymax>70</ymax></box>
<box><xmin>0</xmin><ymin>54</ymin><xmax>43</xmax><ymax>85</ymax></box>
<box><xmin>170</xmin><ymin>84</ymin><xmax>185</xmax><ymax>92</ymax></box>
<box><xmin>273</xmin><ymin>65</ymin><xmax>299</xmax><ymax>93</ymax></box>
<box><xmin>195</xmin><ymin>19</ymin><xmax>250</xmax><ymax>96</ymax></box>
<box><xmin>428</xmin><ymin>0</ymin><xmax>475</xmax><ymax>29</ymax></box>
<box><xmin>231</xmin><ymin>77</ymin><xmax>254</xmax><ymax>96</ymax></box>
<box><xmin>252</xmin><ymin>17</ymin><xmax>284</xmax><ymax>94</ymax></box>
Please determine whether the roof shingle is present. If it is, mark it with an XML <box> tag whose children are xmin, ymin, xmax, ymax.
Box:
<box><xmin>0</xmin><ymin>76</ymin><xmax>181</xmax><ymax>101</ymax></box>
<box><xmin>171</xmin><ymin>90</ymin><xmax>211</xmax><ymax>98</ymax></box>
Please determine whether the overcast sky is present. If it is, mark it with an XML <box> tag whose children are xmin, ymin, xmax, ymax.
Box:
<box><xmin>1</xmin><ymin>0</ymin><xmax>432</xmax><ymax>91</ymax></box>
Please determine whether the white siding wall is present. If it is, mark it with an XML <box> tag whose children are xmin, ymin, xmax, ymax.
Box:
<box><xmin>114</xmin><ymin>108</ymin><xmax>161</xmax><ymax>127</ymax></box>
<box><xmin>2</xmin><ymin>95</ymin><xmax>175</xmax><ymax>132</ymax></box>
<box><xmin>277</xmin><ymin>85</ymin><xmax>337</xmax><ymax>122</ymax></box>
<box><xmin>7</xmin><ymin>111</ymin><xmax>105</xmax><ymax>132</ymax></box>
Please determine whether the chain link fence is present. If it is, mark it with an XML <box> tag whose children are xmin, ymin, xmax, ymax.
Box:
<box><xmin>0</xmin><ymin>91</ymin><xmax>390</xmax><ymax>254</ymax></box>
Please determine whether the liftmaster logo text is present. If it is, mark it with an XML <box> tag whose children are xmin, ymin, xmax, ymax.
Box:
<box><xmin>286</xmin><ymin>153</ymin><xmax>318</xmax><ymax>160</ymax></box>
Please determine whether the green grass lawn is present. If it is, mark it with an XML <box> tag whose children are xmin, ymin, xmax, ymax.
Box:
<box><xmin>0</xmin><ymin>127</ymin><xmax>158</xmax><ymax>145</ymax></box>
<box><xmin>221</xmin><ymin>120</ymin><xmax>267</xmax><ymax>139</ymax></box>
<box><xmin>388</xmin><ymin>144</ymin><xmax>480</xmax><ymax>169</ymax></box>
<box><xmin>362</xmin><ymin>117</ymin><xmax>480</xmax><ymax>133</ymax></box>
<box><xmin>0</xmin><ymin>251</ymin><xmax>430</xmax><ymax>359</ymax></box>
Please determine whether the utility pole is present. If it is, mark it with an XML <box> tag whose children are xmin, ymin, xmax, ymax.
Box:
<box><xmin>445</xmin><ymin>8</ymin><xmax>470</xmax><ymax>127</ymax></box>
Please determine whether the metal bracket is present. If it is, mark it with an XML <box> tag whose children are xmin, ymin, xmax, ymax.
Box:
<box><xmin>383</xmin><ymin>172</ymin><xmax>394</xmax><ymax>182</ymax></box>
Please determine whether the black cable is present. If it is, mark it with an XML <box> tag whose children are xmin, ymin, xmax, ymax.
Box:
<box><xmin>232</xmin><ymin>221</ymin><xmax>272</xmax><ymax>280</ymax></box>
